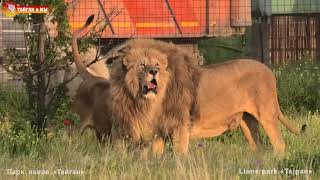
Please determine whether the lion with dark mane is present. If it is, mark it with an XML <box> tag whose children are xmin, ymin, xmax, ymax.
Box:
<box><xmin>72</xmin><ymin>15</ymin><xmax>172</xmax><ymax>146</ymax></box>
<box><xmin>73</xmin><ymin>15</ymin><xmax>304</xmax><ymax>156</ymax></box>
<box><xmin>121</xmin><ymin>39</ymin><xmax>201</xmax><ymax>154</ymax></box>
<box><xmin>73</xmin><ymin>18</ymin><xmax>198</xmax><ymax>152</ymax></box>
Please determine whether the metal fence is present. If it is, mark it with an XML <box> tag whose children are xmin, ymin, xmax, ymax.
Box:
<box><xmin>269</xmin><ymin>15</ymin><xmax>320</xmax><ymax>64</ymax></box>
<box><xmin>0</xmin><ymin>0</ymin><xmax>320</xmax><ymax>87</ymax></box>
<box><xmin>0</xmin><ymin>10</ymin><xmax>26</xmax><ymax>86</ymax></box>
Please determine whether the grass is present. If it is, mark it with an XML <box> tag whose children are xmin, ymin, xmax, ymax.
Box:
<box><xmin>0</xmin><ymin>113</ymin><xmax>319</xmax><ymax>179</ymax></box>
<box><xmin>0</xmin><ymin>61</ymin><xmax>319</xmax><ymax>179</ymax></box>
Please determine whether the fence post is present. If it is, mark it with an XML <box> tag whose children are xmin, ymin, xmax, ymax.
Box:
<box><xmin>260</xmin><ymin>16</ymin><xmax>271</xmax><ymax>65</ymax></box>
<box><xmin>251</xmin><ymin>16</ymin><xmax>270</xmax><ymax>65</ymax></box>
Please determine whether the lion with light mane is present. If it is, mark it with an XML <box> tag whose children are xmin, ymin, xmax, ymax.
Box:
<box><xmin>121</xmin><ymin>39</ymin><xmax>305</xmax><ymax>155</ymax></box>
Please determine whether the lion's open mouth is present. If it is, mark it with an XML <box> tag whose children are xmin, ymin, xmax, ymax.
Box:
<box><xmin>143</xmin><ymin>79</ymin><xmax>158</xmax><ymax>95</ymax></box>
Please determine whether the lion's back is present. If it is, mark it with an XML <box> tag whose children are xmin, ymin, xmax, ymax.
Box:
<box><xmin>75</xmin><ymin>77</ymin><xmax>110</xmax><ymax>108</ymax></box>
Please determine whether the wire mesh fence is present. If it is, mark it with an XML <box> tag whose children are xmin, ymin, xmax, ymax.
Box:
<box><xmin>269</xmin><ymin>15</ymin><xmax>320</xmax><ymax>64</ymax></box>
<box><xmin>0</xmin><ymin>0</ymin><xmax>320</xmax><ymax>88</ymax></box>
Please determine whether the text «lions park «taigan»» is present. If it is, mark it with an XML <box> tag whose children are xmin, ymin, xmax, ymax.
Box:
<box><xmin>0</xmin><ymin>0</ymin><xmax>320</xmax><ymax>179</ymax></box>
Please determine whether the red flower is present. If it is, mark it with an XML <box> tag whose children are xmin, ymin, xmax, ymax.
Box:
<box><xmin>63</xmin><ymin>119</ymin><xmax>72</xmax><ymax>126</ymax></box>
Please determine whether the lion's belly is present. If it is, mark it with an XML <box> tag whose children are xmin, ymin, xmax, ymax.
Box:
<box><xmin>190</xmin><ymin>111</ymin><xmax>238</xmax><ymax>139</ymax></box>
<box><xmin>190</xmin><ymin>70</ymin><xmax>249</xmax><ymax>139</ymax></box>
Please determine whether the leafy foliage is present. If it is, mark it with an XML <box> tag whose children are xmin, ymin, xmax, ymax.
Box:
<box><xmin>3</xmin><ymin>0</ymin><xmax>75</xmax><ymax>135</ymax></box>
<box><xmin>274</xmin><ymin>60</ymin><xmax>320</xmax><ymax>112</ymax></box>
<box><xmin>198</xmin><ymin>29</ymin><xmax>253</xmax><ymax>65</ymax></box>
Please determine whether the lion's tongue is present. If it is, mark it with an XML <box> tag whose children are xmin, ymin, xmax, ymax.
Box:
<box><xmin>147</xmin><ymin>83</ymin><xmax>156</xmax><ymax>89</ymax></box>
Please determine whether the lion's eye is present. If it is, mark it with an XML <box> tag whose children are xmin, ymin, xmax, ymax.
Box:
<box><xmin>156</xmin><ymin>63</ymin><xmax>160</xmax><ymax>68</ymax></box>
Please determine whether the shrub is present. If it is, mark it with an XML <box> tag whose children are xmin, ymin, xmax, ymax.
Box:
<box><xmin>47</xmin><ymin>96</ymin><xmax>80</xmax><ymax>129</ymax></box>
<box><xmin>273</xmin><ymin>60</ymin><xmax>320</xmax><ymax>113</ymax></box>
<box><xmin>0</xmin><ymin>86</ymin><xmax>77</xmax><ymax>157</ymax></box>
<box><xmin>0</xmin><ymin>86</ymin><xmax>36</xmax><ymax>156</ymax></box>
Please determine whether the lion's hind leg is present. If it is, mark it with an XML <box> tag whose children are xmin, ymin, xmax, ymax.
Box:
<box><xmin>259</xmin><ymin>119</ymin><xmax>285</xmax><ymax>155</ymax></box>
<box><xmin>80</xmin><ymin>123</ymin><xmax>91</xmax><ymax>136</ymax></box>
<box><xmin>240</xmin><ymin>112</ymin><xmax>261</xmax><ymax>152</ymax></box>
<box><xmin>253</xmin><ymin>107</ymin><xmax>286</xmax><ymax>155</ymax></box>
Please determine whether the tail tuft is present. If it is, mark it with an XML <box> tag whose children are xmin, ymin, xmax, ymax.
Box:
<box><xmin>279</xmin><ymin>113</ymin><xmax>300</xmax><ymax>135</ymax></box>
<box><xmin>85</xmin><ymin>15</ymin><xmax>95</xmax><ymax>26</ymax></box>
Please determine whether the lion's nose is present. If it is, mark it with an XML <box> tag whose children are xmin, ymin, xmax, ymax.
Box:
<box><xmin>149</xmin><ymin>69</ymin><xmax>158</xmax><ymax>75</ymax></box>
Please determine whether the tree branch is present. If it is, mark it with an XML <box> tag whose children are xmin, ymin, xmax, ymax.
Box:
<box><xmin>96</xmin><ymin>0</ymin><xmax>115</xmax><ymax>34</ymax></box>
<box><xmin>2</xmin><ymin>65</ymin><xmax>24</xmax><ymax>80</ymax></box>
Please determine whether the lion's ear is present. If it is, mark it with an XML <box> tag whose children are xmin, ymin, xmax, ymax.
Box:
<box><xmin>122</xmin><ymin>57</ymin><xmax>130</xmax><ymax>68</ymax></box>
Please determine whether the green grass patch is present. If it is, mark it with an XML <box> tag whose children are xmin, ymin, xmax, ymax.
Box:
<box><xmin>0</xmin><ymin>113</ymin><xmax>319</xmax><ymax>179</ymax></box>
<box><xmin>0</xmin><ymin>60</ymin><xmax>319</xmax><ymax>179</ymax></box>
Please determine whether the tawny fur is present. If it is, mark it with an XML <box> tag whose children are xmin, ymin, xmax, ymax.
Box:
<box><xmin>75</xmin><ymin>47</ymin><xmax>110</xmax><ymax>79</ymax></box>
<box><xmin>75</xmin><ymin>47</ymin><xmax>171</xmax><ymax>147</ymax></box>
<box><xmin>120</xmin><ymin>39</ymin><xmax>302</xmax><ymax>155</ymax></box>
<box><xmin>187</xmin><ymin>60</ymin><xmax>302</xmax><ymax>154</ymax></box>
<box><xmin>125</xmin><ymin>39</ymin><xmax>200</xmax><ymax>154</ymax></box>
<box><xmin>72</xmin><ymin>15</ymin><xmax>113</xmax><ymax>141</ymax></box>
<box><xmin>126</xmin><ymin>39</ymin><xmax>200</xmax><ymax>135</ymax></box>
<box><xmin>72</xmin><ymin>19</ymin><xmax>172</xmax><ymax>144</ymax></box>
<box><xmin>46</xmin><ymin>15</ymin><xmax>109</xmax><ymax>99</ymax></box>
<box><xmin>73</xmin><ymin>25</ymin><xmax>302</xmax><ymax>155</ymax></box>
<box><xmin>110</xmin><ymin>47</ymin><xmax>170</xmax><ymax>143</ymax></box>
<box><xmin>73</xmin><ymin>77</ymin><xmax>112</xmax><ymax>142</ymax></box>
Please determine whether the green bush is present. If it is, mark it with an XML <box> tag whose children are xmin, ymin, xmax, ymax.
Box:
<box><xmin>0</xmin><ymin>86</ymin><xmax>31</xmax><ymax>135</ymax></box>
<box><xmin>274</xmin><ymin>60</ymin><xmax>320</xmax><ymax>112</ymax></box>
<box><xmin>0</xmin><ymin>86</ymin><xmax>28</xmax><ymax>119</ymax></box>
<box><xmin>198</xmin><ymin>28</ymin><xmax>253</xmax><ymax>65</ymax></box>
<box><xmin>47</xmin><ymin>96</ymin><xmax>80</xmax><ymax>129</ymax></box>
<box><xmin>0</xmin><ymin>85</ymin><xmax>78</xmax><ymax>157</ymax></box>
<box><xmin>0</xmin><ymin>86</ymin><xmax>35</xmax><ymax>156</ymax></box>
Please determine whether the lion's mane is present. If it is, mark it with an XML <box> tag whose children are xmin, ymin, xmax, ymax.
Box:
<box><xmin>110</xmin><ymin>46</ymin><xmax>171</xmax><ymax>142</ymax></box>
<box><xmin>111</xmin><ymin>39</ymin><xmax>201</xmax><ymax>142</ymax></box>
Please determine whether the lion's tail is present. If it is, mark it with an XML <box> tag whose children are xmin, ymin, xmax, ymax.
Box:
<box><xmin>279</xmin><ymin>113</ymin><xmax>307</xmax><ymax>135</ymax></box>
<box><xmin>72</xmin><ymin>15</ymin><xmax>95</xmax><ymax>80</ymax></box>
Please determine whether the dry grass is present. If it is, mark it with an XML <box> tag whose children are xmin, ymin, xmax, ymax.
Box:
<box><xmin>0</xmin><ymin>61</ymin><xmax>319</xmax><ymax>179</ymax></box>
<box><xmin>0</xmin><ymin>112</ymin><xmax>319</xmax><ymax>179</ymax></box>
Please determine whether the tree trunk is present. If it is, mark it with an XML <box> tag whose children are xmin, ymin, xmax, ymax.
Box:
<box><xmin>33</xmin><ymin>22</ymin><xmax>47</xmax><ymax>135</ymax></box>
<box><xmin>316</xmin><ymin>15</ymin><xmax>320</xmax><ymax>61</ymax></box>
